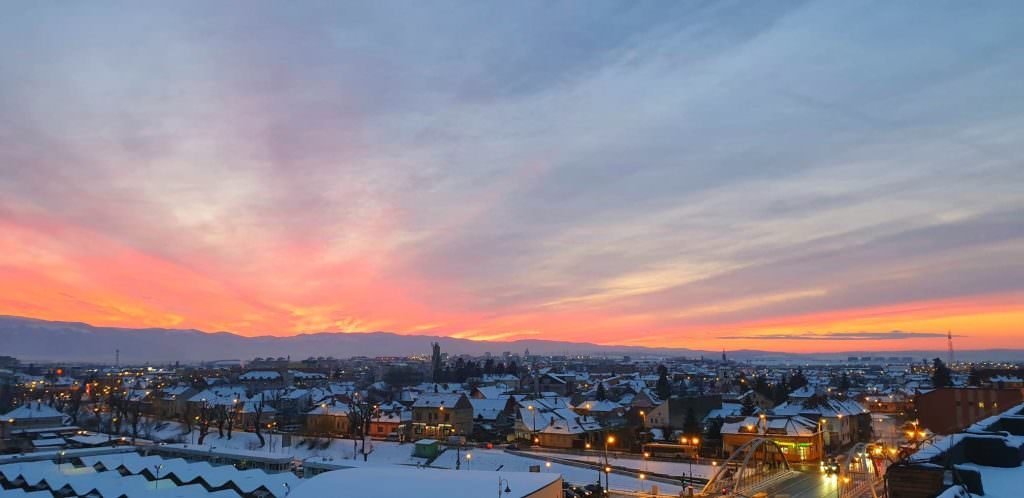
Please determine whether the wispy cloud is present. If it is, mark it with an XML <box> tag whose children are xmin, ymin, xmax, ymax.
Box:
<box><xmin>0</xmin><ymin>2</ymin><xmax>1022</xmax><ymax>351</ymax></box>
<box><xmin>719</xmin><ymin>331</ymin><xmax>961</xmax><ymax>341</ymax></box>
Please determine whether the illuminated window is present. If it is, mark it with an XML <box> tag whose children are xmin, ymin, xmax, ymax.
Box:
<box><xmin>978</xmin><ymin>402</ymin><xmax>985</xmax><ymax>408</ymax></box>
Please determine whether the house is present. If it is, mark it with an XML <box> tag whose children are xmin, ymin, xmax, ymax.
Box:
<box><xmin>772</xmin><ymin>396</ymin><xmax>870</xmax><ymax>450</ymax></box>
<box><xmin>645</xmin><ymin>395</ymin><xmax>723</xmax><ymax>433</ymax></box>
<box><xmin>521</xmin><ymin>372</ymin><xmax>575</xmax><ymax>397</ymax></box>
<box><xmin>469</xmin><ymin>397</ymin><xmax>517</xmax><ymax>440</ymax></box>
<box><xmin>305</xmin><ymin>401</ymin><xmax>352</xmax><ymax>435</ymax></box>
<box><xmin>514</xmin><ymin>398</ymin><xmax>603</xmax><ymax>448</ymax></box>
<box><xmin>514</xmin><ymin>397</ymin><xmax>574</xmax><ymax>440</ymax></box>
<box><xmin>537</xmin><ymin>413</ymin><xmax>603</xmax><ymax>449</ymax></box>
<box><xmin>369</xmin><ymin>409</ymin><xmax>408</xmax><ymax>439</ymax></box>
<box><xmin>480</xmin><ymin>374</ymin><xmax>520</xmax><ymax>386</ymax></box>
<box><xmin>862</xmin><ymin>391</ymin><xmax>912</xmax><ymax>414</ymax></box>
<box><xmin>720</xmin><ymin>415</ymin><xmax>823</xmax><ymax>462</ymax></box>
<box><xmin>238</xmin><ymin>370</ymin><xmax>285</xmax><ymax>389</ymax></box>
<box><xmin>152</xmin><ymin>385</ymin><xmax>196</xmax><ymax>419</ymax></box>
<box><xmin>238</xmin><ymin>398</ymin><xmax>278</xmax><ymax>430</ymax></box>
<box><xmin>1</xmin><ymin>402</ymin><xmax>66</xmax><ymax>430</ymax></box>
<box><xmin>290</xmin><ymin>371</ymin><xmax>329</xmax><ymax>388</ymax></box>
<box><xmin>629</xmin><ymin>390</ymin><xmax>661</xmax><ymax>411</ymax></box>
<box><xmin>275</xmin><ymin>389</ymin><xmax>313</xmax><ymax>425</ymax></box>
<box><xmin>573</xmin><ymin>399</ymin><xmax>625</xmax><ymax>426</ymax></box>
<box><xmin>411</xmin><ymin>393</ymin><xmax>473</xmax><ymax>439</ymax></box>
<box><xmin>0</xmin><ymin>402</ymin><xmax>69</xmax><ymax>452</ymax></box>
<box><xmin>470</xmin><ymin>385</ymin><xmax>510</xmax><ymax>400</ymax></box>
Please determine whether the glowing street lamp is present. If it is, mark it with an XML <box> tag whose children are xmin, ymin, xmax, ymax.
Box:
<box><xmin>602</xmin><ymin>435</ymin><xmax>615</xmax><ymax>491</ymax></box>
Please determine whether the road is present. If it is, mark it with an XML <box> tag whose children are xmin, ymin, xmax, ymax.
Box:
<box><xmin>749</xmin><ymin>471</ymin><xmax>840</xmax><ymax>498</ymax></box>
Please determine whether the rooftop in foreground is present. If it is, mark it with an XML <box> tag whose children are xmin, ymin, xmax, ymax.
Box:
<box><xmin>291</xmin><ymin>466</ymin><xmax>562</xmax><ymax>498</ymax></box>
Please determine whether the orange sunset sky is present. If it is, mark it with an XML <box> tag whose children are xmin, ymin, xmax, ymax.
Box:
<box><xmin>1</xmin><ymin>3</ymin><xmax>1022</xmax><ymax>353</ymax></box>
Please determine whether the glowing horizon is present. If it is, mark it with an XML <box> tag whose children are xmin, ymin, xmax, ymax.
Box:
<box><xmin>1</xmin><ymin>3</ymin><xmax>1022</xmax><ymax>354</ymax></box>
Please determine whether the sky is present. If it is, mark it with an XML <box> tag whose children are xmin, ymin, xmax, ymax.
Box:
<box><xmin>1</xmin><ymin>1</ymin><xmax>1022</xmax><ymax>353</ymax></box>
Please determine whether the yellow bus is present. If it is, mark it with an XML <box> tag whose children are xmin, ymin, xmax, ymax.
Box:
<box><xmin>642</xmin><ymin>442</ymin><xmax>699</xmax><ymax>460</ymax></box>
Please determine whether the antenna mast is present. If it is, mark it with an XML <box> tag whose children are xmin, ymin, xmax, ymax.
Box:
<box><xmin>947</xmin><ymin>330</ymin><xmax>954</xmax><ymax>365</ymax></box>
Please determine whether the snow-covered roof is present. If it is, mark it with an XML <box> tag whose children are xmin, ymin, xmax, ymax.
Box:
<box><xmin>290</xmin><ymin>466</ymin><xmax>559</xmax><ymax>498</ymax></box>
<box><xmin>282</xmin><ymin>389</ymin><xmax>310</xmax><ymax>400</ymax></box>
<box><xmin>575</xmin><ymin>400</ymin><xmax>621</xmax><ymax>413</ymax></box>
<box><xmin>721</xmin><ymin>415</ymin><xmax>818</xmax><ymax>437</ymax></box>
<box><xmin>469</xmin><ymin>399</ymin><xmax>508</xmax><ymax>421</ymax></box>
<box><xmin>307</xmin><ymin>402</ymin><xmax>351</xmax><ymax>416</ymax></box>
<box><xmin>2</xmin><ymin>402</ymin><xmax>64</xmax><ymax>421</ymax></box>
<box><xmin>704</xmin><ymin>402</ymin><xmax>743</xmax><ymax>421</ymax></box>
<box><xmin>161</xmin><ymin>385</ymin><xmax>192</xmax><ymax>398</ymax></box>
<box><xmin>412</xmin><ymin>393</ymin><xmax>466</xmax><ymax>408</ymax></box>
<box><xmin>772</xmin><ymin>398</ymin><xmax>868</xmax><ymax>418</ymax></box>
<box><xmin>239</xmin><ymin>371</ymin><xmax>281</xmax><ymax>380</ymax></box>
<box><xmin>290</xmin><ymin>371</ymin><xmax>327</xmax><ymax>380</ymax></box>
<box><xmin>539</xmin><ymin>413</ymin><xmax>602</xmax><ymax>435</ymax></box>
<box><xmin>473</xmin><ymin>386</ymin><xmax>510</xmax><ymax>399</ymax></box>
<box><xmin>371</xmin><ymin>411</ymin><xmax>407</xmax><ymax>424</ymax></box>
<box><xmin>412</xmin><ymin>383</ymin><xmax>465</xmax><ymax>395</ymax></box>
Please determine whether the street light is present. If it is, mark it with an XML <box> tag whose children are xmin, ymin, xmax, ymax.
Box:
<box><xmin>603</xmin><ymin>435</ymin><xmax>615</xmax><ymax>492</ymax></box>
<box><xmin>527</xmin><ymin>405</ymin><xmax>537</xmax><ymax>443</ymax></box>
<box><xmin>497</xmin><ymin>477</ymin><xmax>512</xmax><ymax>497</ymax></box>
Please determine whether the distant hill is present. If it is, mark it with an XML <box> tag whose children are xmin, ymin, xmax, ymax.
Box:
<box><xmin>1</xmin><ymin>315</ymin><xmax>1020</xmax><ymax>364</ymax></box>
<box><xmin>0</xmin><ymin>315</ymin><xmax>715</xmax><ymax>363</ymax></box>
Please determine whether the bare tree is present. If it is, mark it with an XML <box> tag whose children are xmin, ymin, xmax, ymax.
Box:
<box><xmin>226</xmin><ymin>401</ymin><xmax>238</xmax><ymax>440</ymax></box>
<box><xmin>215</xmin><ymin>405</ymin><xmax>226</xmax><ymax>439</ymax></box>
<box><xmin>68</xmin><ymin>386</ymin><xmax>84</xmax><ymax>426</ymax></box>
<box><xmin>347</xmin><ymin>400</ymin><xmax>377</xmax><ymax>461</ymax></box>
<box><xmin>129</xmin><ymin>400</ymin><xmax>143</xmax><ymax>443</ymax></box>
<box><xmin>183</xmin><ymin>404</ymin><xmax>194</xmax><ymax>435</ymax></box>
<box><xmin>141</xmin><ymin>418</ymin><xmax>157</xmax><ymax>440</ymax></box>
<box><xmin>253</xmin><ymin>394</ymin><xmax>266</xmax><ymax>448</ymax></box>
<box><xmin>197</xmin><ymin>403</ymin><xmax>213</xmax><ymax>445</ymax></box>
<box><xmin>107</xmin><ymin>390</ymin><xmax>129</xmax><ymax>436</ymax></box>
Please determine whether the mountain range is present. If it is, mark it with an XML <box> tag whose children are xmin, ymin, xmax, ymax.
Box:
<box><xmin>1</xmin><ymin>315</ymin><xmax>1020</xmax><ymax>364</ymax></box>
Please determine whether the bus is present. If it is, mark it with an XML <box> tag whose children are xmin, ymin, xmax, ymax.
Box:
<box><xmin>642</xmin><ymin>442</ymin><xmax>699</xmax><ymax>460</ymax></box>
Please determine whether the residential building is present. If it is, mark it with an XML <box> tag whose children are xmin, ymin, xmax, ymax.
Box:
<box><xmin>304</xmin><ymin>402</ymin><xmax>352</xmax><ymax>435</ymax></box>
<box><xmin>914</xmin><ymin>387</ymin><xmax>1024</xmax><ymax>434</ymax></box>
<box><xmin>720</xmin><ymin>415</ymin><xmax>823</xmax><ymax>462</ymax></box>
<box><xmin>411</xmin><ymin>393</ymin><xmax>473</xmax><ymax>439</ymax></box>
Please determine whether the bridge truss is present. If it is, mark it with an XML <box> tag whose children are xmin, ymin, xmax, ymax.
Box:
<box><xmin>701</xmin><ymin>437</ymin><xmax>793</xmax><ymax>496</ymax></box>
<box><xmin>838</xmin><ymin>443</ymin><xmax>887</xmax><ymax>498</ymax></box>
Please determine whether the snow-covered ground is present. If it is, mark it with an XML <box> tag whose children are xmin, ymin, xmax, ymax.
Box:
<box><xmin>130</xmin><ymin>421</ymin><xmax>679</xmax><ymax>493</ymax></box>
<box><xmin>518</xmin><ymin>450</ymin><xmax>716</xmax><ymax>479</ymax></box>
<box><xmin>430</xmin><ymin>447</ymin><xmax>680</xmax><ymax>494</ymax></box>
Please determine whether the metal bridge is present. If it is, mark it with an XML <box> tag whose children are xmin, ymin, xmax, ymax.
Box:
<box><xmin>837</xmin><ymin>443</ymin><xmax>888</xmax><ymax>498</ymax></box>
<box><xmin>700</xmin><ymin>438</ymin><xmax>799</xmax><ymax>497</ymax></box>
